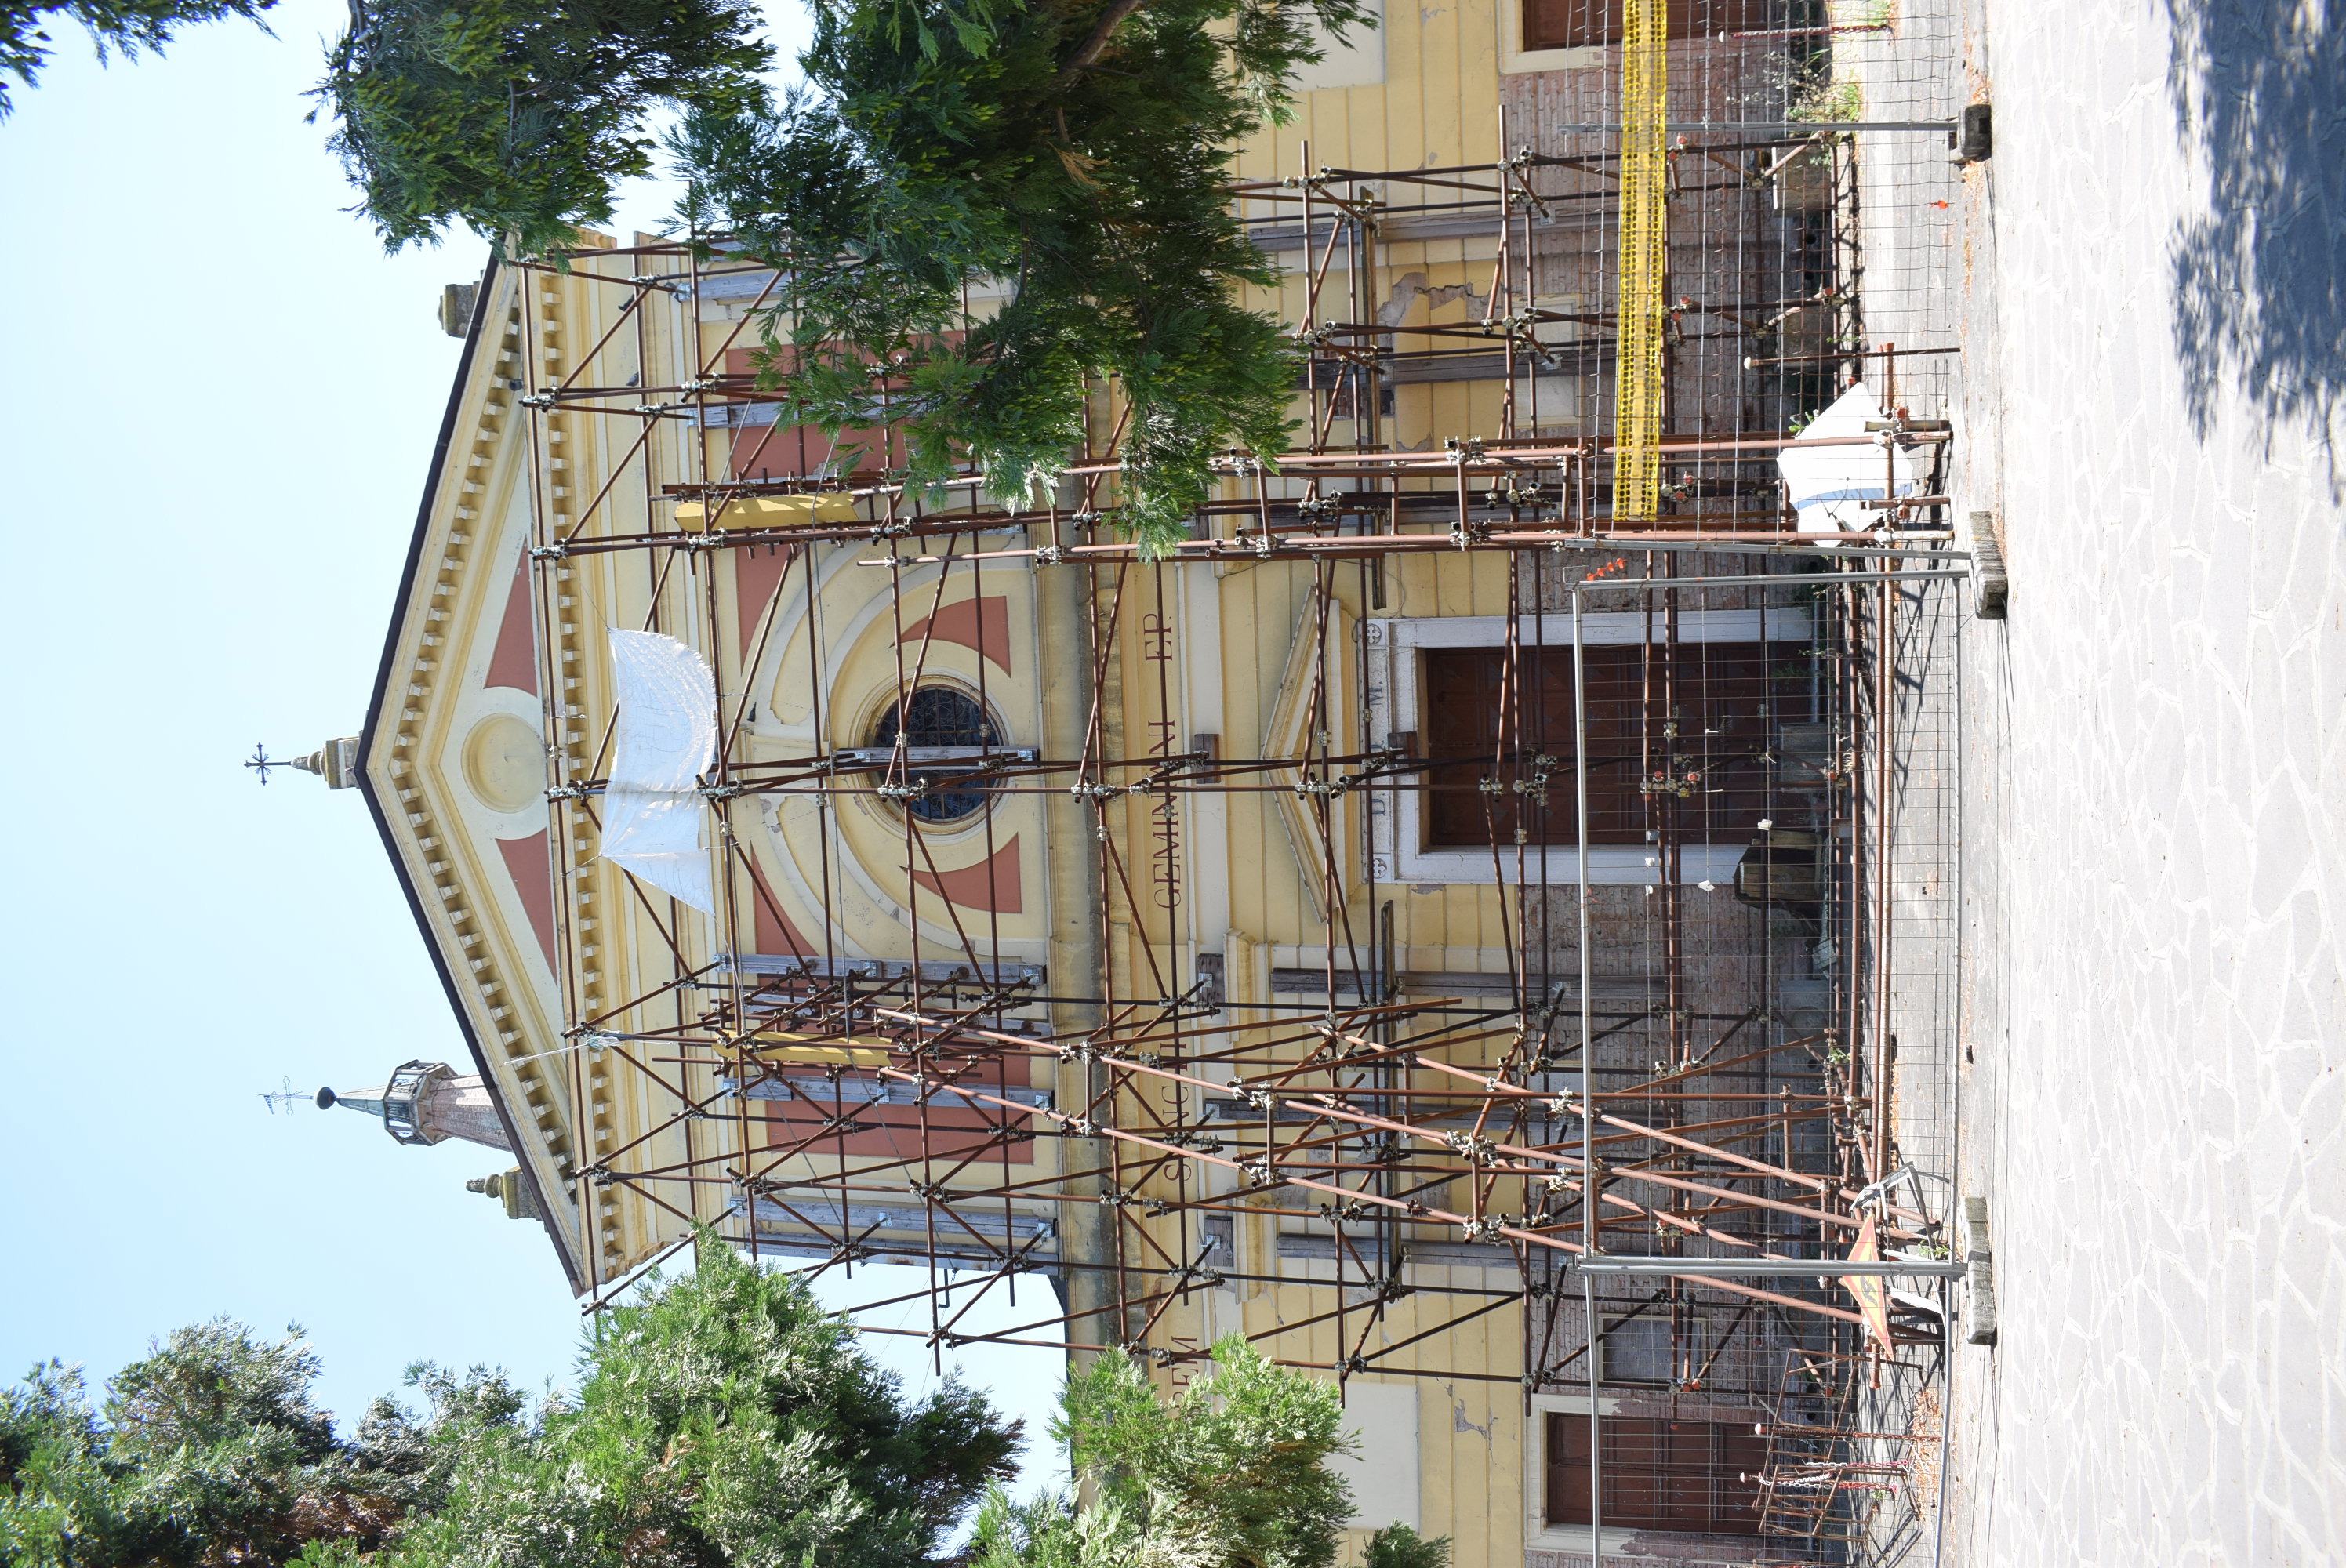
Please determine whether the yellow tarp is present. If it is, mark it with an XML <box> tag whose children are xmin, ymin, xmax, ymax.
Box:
<box><xmin>675</xmin><ymin>493</ymin><xmax>859</xmax><ymax>531</ymax></box>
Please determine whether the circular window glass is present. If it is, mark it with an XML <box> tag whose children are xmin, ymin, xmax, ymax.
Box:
<box><xmin>868</xmin><ymin>688</ymin><xmax>1001</xmax><ymax>824</ymax></box>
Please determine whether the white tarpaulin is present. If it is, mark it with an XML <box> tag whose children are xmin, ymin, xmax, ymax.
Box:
<box><xmin>1776</xmin><ymin>382</ymin><xmax>1919</xmax><ymax>537</ymax></box>
<box><xmin>599</xmin><ymin>628</ymin><xmax>717</xmax><ymax>913</ymax></box>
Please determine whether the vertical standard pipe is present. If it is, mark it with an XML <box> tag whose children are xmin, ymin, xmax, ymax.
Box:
<box><xmin>1872</xmin><ymin>574</ymin><xmax>1895</xmax><ymax>1179</ymax></box>
<box><xmin>1498</xmin><ymin>100</ymin><xmax>1517</xmax><ymax>443</ymax></box>
<box><xmin>1843</xmin><ymin>574</ymin><xmax>1862</xmax><ymax>1181</ymax></box>
<box><xmin>1041</xmin><ymin>547</ymin><xmax>1109</xmax><ymax>1355</ymax></box>
<box><xmin>1572</xmin><ymin>586</ymin><xmax>1603</xmax><ymax>1546</ymax></box>
<box><xmin>1662</xmin><ymin>554</ymin><xmax>1683</xmax><ymax>1064</ymax></box>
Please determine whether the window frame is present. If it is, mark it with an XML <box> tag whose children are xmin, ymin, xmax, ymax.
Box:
<box><xmin>1596</xmin><ymin>1308</ymin><xmax>1706</xmax><ymax>1387</ymax></box>
<box><xmin>1544</xmin><ymin>1411</ymin><xmax>1769</xmax><ymax>1534</ymax></box>
<box><xmin>1516</xmin><ymin>0</ymin><xmax>1781</xmax><ymax>56</ymax></box>
<box><xmin>858</xmin><ymin>681</ymin><xmax>1011</xmax><ymax>829</ymax></box>
<box><xmin>1364</xmin><ymin>609</ymin><xmax>1810</xmax><ymax>886</ymax></box>
<box><xmin>1524</xmin><ymin>1393</ymin><xmax>1771</xmax><ymax>1552</ymax></box>
<box><xmin>1500</xmin><ymin>0</ymin><xmax>1609</xmax><ymax>74</ymax></box>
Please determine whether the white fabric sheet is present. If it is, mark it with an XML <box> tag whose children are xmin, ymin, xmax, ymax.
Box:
<box><xmin>599</xmin><ymin>628</ymin><xmax>718</xmax><ymax>913</ymax></box>
<box><xmin>1775</xmin><ymin>382</ymin><xmax>1919</xmax><ymax>537</ymax></box>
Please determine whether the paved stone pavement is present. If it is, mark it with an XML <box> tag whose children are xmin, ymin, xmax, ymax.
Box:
<box><xmin>1946</xmin><ymin>0</ymin><xmax>2346</xmax><ymax>1559</ymax></box>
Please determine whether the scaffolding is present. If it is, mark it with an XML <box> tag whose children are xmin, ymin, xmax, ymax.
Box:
<box><xmin>445</xmin><ymin>9</ymin><xmax>1976</xmax><ymax>1559</ymax></box>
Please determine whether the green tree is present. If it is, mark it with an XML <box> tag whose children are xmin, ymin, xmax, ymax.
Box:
<box><xmin>1360</xmin><ymin>1523</ymin><xmax>1452</xmax><ymax>1568</ymax></box>
<box><xmin>669</xmin><ymin>0</ymin><xmax>1373</xmax><ymax>556</ymax></box>
<box><xmin>966</xmin><ymin>1338</ymin><xmax>1442</xmax><ymax>1568</ymax></box>
<box><xmin>0</xmin><ymin>1243</ymin><xmax>1018</xmax><ymax>1568</ymax></box>
<box><xmin>314</xmin><ymin>0</ymin><xmax>772</xmax><ymax>257</ymax></box>
<box><xmin>312</xmin><ymin>0</ymin><xmax>1364</xmax><ymax>555</ymax></box>
<box><xmin>0</xmin><ymin>1319</ymin><xmax>485</xmax><ymax>1566</ymax></box>
<box><xmin>0</xmin><ymin>0</ymin><xmax>276</xmax><ymax>118</ymax></box>
<box><xmin>0</xmin><ymin>1258</ymin><xmax>1429</xmax><ymax>1568</ymax></box>
<box><xmin>383</xmin><ymin>1240</ymin><xmax>1019</xmax><ymax>1568</ymax></box>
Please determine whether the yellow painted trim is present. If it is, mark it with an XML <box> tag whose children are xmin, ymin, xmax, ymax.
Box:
<box><xmin>677</xmin><ymin>493</ymin><xmax>859</xmax><ymax>530</ymax></box>
<box><xmin>752</xmin><ymin>1033</ymin><xmax>896</xmax><ymax>1065</ymax></box>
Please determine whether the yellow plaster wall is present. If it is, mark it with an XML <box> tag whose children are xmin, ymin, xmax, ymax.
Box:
<box><xmin>1078</xmin><ymin>12</ymin><xmax>1537</xmax><ymax>1548</ymax></box>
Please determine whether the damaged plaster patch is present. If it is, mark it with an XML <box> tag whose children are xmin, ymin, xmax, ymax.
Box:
<box><xmin>1447</xmin><ymin>1385</ymin><xmax>1497</xmax><ymax>1441</ymax></box>
<box><xmin>1379</xmin><ymin>270</ymin><xmax>1490</xmax><ymax>327</ymax></box>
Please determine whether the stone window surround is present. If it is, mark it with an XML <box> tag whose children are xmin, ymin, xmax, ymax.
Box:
<box><xmin>1499</xmin><ymin>0</ymin><xmax>1608</xmax><ymax>76</ymax></box>
<box><xmin>1364</xmin><ymin>608</ymin><xmax>1810</xmax><ymax>886</ymax></box>
<box><xmin>1524</xmin><ymin>1389</ymin><xmax>1629</xmax><ymax>1558</ymax></box>
<box><xmin>1523</xmin><ymin>1389</ymin><xmax>1787</xmax><ymax>1562</ymax></box>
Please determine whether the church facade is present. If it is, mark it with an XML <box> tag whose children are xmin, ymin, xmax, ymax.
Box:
<box><xmin>303</xmin><ymin>1</ymin><xmax>1968</xmax><ymax>1561</ymax></box>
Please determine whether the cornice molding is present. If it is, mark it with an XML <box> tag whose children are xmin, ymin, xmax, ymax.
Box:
<box><xmin>355</xmin><ymin>253</ymin><xmax>588</xmax><ymax>1292</ymax></box>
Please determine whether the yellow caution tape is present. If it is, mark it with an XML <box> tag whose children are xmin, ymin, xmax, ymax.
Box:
<box><xmin>1611</xmin><ymin>0</ymin><xmax>1669</xmax><ymax>521</ymax></box>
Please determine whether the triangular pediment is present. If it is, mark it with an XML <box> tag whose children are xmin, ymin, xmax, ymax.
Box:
<box><xmin>357</xmin><ymin>255</ymin><xmax>586</xmax><ymax>1287</ymax></box>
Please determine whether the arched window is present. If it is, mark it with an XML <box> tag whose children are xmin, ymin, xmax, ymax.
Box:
<box><xmin>867</xmin><ymin>688</ymin><xmax>1001</xmax><ymax>823</ymax></box>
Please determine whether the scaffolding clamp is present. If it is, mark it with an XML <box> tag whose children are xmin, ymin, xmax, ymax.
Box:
<box><xmin>1446</xmin><ymin>1131</ymin><xmax>1499</xmax><ymax>1164</ymax></box>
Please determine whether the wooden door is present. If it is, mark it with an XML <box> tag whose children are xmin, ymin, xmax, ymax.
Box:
<box><xmin>1422</xmin><ymin>641</ymin><xmax>1793</xmax><ymax>848</ymax></box>
<box><xmin>1523</xmin><ymin>0</ymin><xmax>1779</xmax><ymax>51</ymax></box>
<box><xmin>1546</xmin><ymin>1413</ymin><xmax>1768</xmax><ymax>1532</ymax></box>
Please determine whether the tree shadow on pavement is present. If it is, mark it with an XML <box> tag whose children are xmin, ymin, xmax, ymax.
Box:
<box><xmin>2166</xmin><ymin>0</ymin><xmax>2346</xmax><ymax>470</ymax></box>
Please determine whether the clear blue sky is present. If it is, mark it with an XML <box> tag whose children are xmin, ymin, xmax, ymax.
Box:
<box><xmin>0</xmin><ymin>0</ymin><xmax>1065</xmax><ymax>1494</ymax></box>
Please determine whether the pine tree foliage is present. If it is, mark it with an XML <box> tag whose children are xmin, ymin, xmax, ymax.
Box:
<box><xmin>1360</xmin><ymin>1522</ymin><xmax>1452</xmax><ymax>1568</ymax></box>
<box><xmin>0</xmin><ymin>1264</ymin><xmax>1409</xmax><ymax>1568</ymax></box>
<box><xmin>669</xmin><ymin>0</ymin><xmax>1374</xmax><ymax>557</ymax></box>
<box><xmin>968</xmin><ymin>1337</ymin><xmax>1389</xmax><ymax>1568</ymax></box>
<box><xmin>315</xmin><ymin>0</ymin><xmax>772</xmax><ymax>257</ymax></box>
<box><xmin>383</xmin><ymin>1241</ymin><xmax>1020</xmax><ymax>1568</ymax></box>
<box><xmin>0</xmin><ymin>1247</ymin><xmax>1016</xmax><ymax>1568</ymax></box>
<box><xmin>0</xmin><ymin>1320</ymin><xmax>486</xmax><ymax>1566</ymax></box>
<box><xmin>0</xmin><ymin>0</ymin><xmax>277</xmax><ymax>118</ymax></box>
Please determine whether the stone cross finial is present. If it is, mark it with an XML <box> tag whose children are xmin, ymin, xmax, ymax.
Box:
<box><xmin>253</xmin><ymin>737</ymin><xmax>361</xmax><ymax>789</ymax></box>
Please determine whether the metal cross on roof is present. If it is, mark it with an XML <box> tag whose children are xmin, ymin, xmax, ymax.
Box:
<box><xmin>245</xmin><ymin>742</ymin><xmax>288</xmax><ymax>785</ymax></box>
